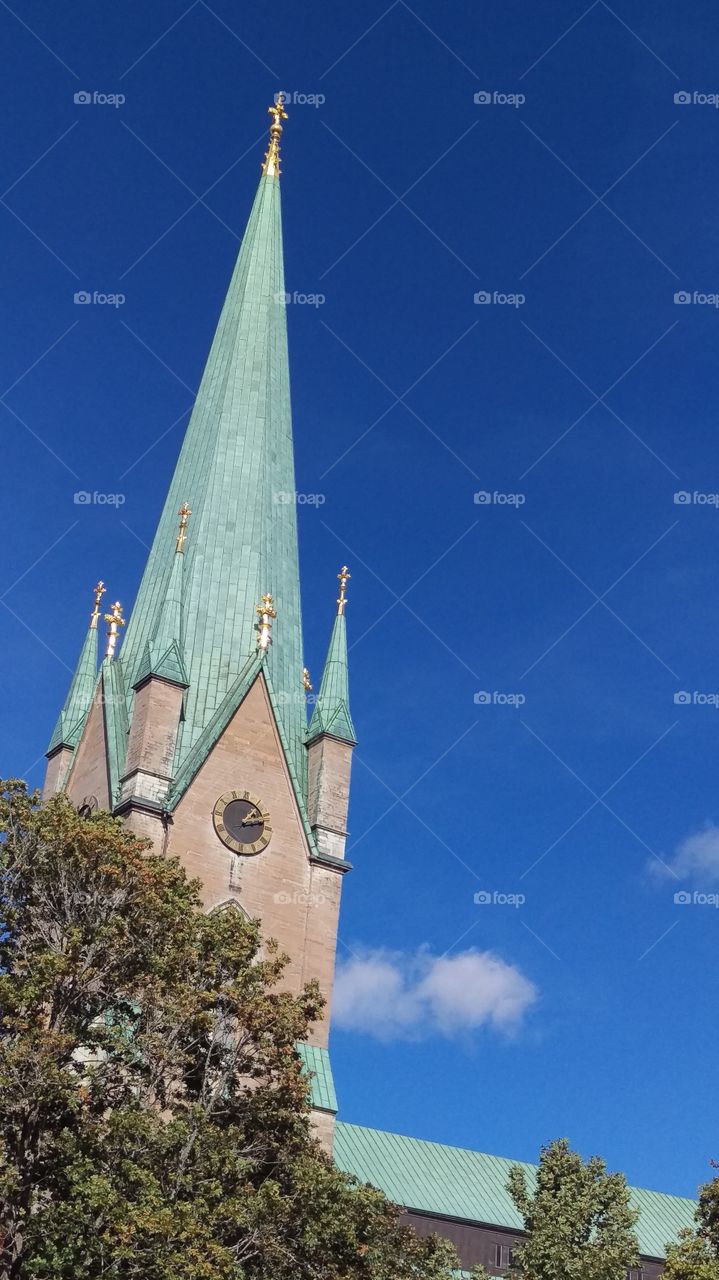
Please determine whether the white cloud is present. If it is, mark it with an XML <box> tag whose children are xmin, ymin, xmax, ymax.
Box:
<box><xmin>333</xmin><ymin>947</ymin><xmax>537</xmax><ymax>1042</ymax></box>
<box><xmin>652</xmin><ymin>822</ymin><xmax>719</xmax><ymax>884</ymax></box>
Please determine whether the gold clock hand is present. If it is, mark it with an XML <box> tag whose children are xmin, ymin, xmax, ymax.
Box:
<box><xmin>241</xmin><ymin>809</ymin><xmax>262</xmax><ymax>825</ymax></box>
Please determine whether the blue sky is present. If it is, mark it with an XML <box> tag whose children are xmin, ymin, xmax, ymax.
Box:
<box><xmin>2</xmin><ymin>0</ymin><xmax>718</xmax><ymax>1205</ymax></box>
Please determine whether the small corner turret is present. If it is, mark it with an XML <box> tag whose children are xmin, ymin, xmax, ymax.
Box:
<box><xmin>118</xmin><ymin>505</ymin><xmax>191</xmax><ymax>841</ymax></box>
<box><xmin>43</xmin><ymin>581</ymin><xmax>104</xmax><ymax>797</ymax></box>
<box><xmin>306</xmin><ymin>567</ymin><xmax>356</xmax><ymax>865</ymax></box>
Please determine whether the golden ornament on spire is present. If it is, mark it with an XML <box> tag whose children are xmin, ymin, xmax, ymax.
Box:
<box><xmin>303</xmin><ymin>666</ymin><xmax>313</xmax><ymax>692</ymax></box>
<box><xmin>262</xmin><ymin>97</ymin><xmax>288</xmax><ymax>178</ymax></box>
<box><xmin>103</xmin><ymin>600</ymin><xmax>125</xmax><ymax>660</ymax></box>
<box><xmin>176</xmin><ymin>501</ymin><xmax>191</xmax><ymax>553</ymax></box>
<box><xmin>336</xmin><ymin>566</ymin><xmax>351</xmax><ymax>616</ymax></box>
<box><xmin>89</xmin><ymin>580</ymin><xmax>106</xmax><ymax>629</ymax></box>
<box><xmin>255</xmin><ymin>593</ymin><xmax>277</xmax><ymax>652</ymax></box>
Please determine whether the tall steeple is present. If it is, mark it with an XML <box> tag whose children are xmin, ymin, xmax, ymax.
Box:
<box><xmin>46</xmin><ymin>582</ymin><xmax>103</xmax><ymax>754</ymax></box>
<box><xmin>44</xmin><ymin>105</ymin><xmax>353</xmax><ymax>1148</ymax></box>
<box><xmin>120</xmin><ymin>101</ymin><xmax>304</xmax><ymax>781</ymax></box>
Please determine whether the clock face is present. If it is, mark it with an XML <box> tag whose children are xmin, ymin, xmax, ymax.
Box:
<box><xmin>213</xmin><ymin>790</ymin><xmax>272</xmax><ymax>856</ymax></box>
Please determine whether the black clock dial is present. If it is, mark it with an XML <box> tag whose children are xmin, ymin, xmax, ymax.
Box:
<box><xmin>212</xmin><ymin>790</ymin><xmax>272</xmax><ymax>856</ymax></box>
<box><xmin>223</xmin><ymin>798</ymin><xmax>264</xmax><ymax>846</ymax></box>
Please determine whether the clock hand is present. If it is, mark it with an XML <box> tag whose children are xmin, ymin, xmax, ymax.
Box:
<box><xmin>241</xmin><ymin>809</ymin><xmax>263</xmax><ymax>825</ymax></box>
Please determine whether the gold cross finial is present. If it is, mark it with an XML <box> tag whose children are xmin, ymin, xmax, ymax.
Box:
<box><xmin>89</xmin><ymin>580</ymin><xmax>106</xmax><ymax>629</ymax></box>
<box><xmin>176</xmin><ymin>501</ymin><xmax>191</xmax><ymax>553</ymax></box>
<box><xmin>337</xmin><ymin>566</ymin><xmax>351</xmax><ymax>616</ymax></box>
<box><xmin>303</xmin><ymin>666</ymin><xmax>313</xmax><ymax>692</ymax></box>
<box><xmin>262</xmin><ymin>96</ymin><xmax>288</xmax><ymax>178</ymax></box>
<box><xmin>255</xmin><ymin>593</ymin><xmax>277</xmax><ymax>652</ymax></box>
<box><xmin>103</xmin><ymin>600</ymin><xmax>125</xmax><ymax>660</ymax></box>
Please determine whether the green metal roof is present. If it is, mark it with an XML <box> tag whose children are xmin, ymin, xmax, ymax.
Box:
<box><xmin>307</xmin><ymin>610</ymin><xmax>355</xmax><ymax>744</ymax></box>
<box><xmin>120</xmin><ymin>161</ymin><xmax>305</xmax><ymax>788</ymax></box>
<box><xmin>134</xmin><ymin>545</ymin><xmax>188</xmax><ymax>689</ymax></box>
<box><xmin>297</xmin><ymin>1043</ymin><xmax>338</xmax><ymax>1112</ymax></box>
<box><xmin>333</xmin><ymin>1123</ymin><xmax>697</xmax><ymax>1261</ymax></box>
<box><xmin>47</xmin><ymin>618</ymin><xmax>98</xmax><ymax>753</ymax></box>
<box><xmin>102</xmin><ymin>659</ymin><xmax>129</xmax><ymax>805</ymax></box>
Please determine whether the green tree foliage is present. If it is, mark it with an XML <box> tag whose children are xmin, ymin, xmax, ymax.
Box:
<box><xmin>699</xmin><ymin>1169</ymin><xmax>719</xmax><ymax>1256</ymax></box>
<box><xmin>506</xmin><ymin>1138</ymin><xmax>640</xmax><ymax>1280</ymax></box>
<box><xmin>0</xmin><ymin>781</ymin><xmax>457</xmax><ymax>1280</ymax></box>
<box><xmin>663</xmin><ymin>1230</ymin><xmax>719</xmax><ymax>1280</ymax></box>
<box><xmin>664</xmin><ymin>1169</ymin><xmax>719</xmax><ymax>1280</ymax></box>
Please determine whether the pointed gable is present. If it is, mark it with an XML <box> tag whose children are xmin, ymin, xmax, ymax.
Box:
<box><xmin>165</xmin><ymin>668</ymin><xmax>315</xmax><ymax>918</ymax></box>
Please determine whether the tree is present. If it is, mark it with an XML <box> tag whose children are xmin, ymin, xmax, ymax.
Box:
<box><xmin>506</xmin><ymin>1138</ymin><xmax>640</xmax><ymax>1280</ymax></box>
<box><xmin>663</xmin><ymin>1231</ymin><xmax>719</xmax><ymax>1280</ymax></box>
<box><xmin>663</xmin><ymin>1169</ymin><xmax>719</xmax><ymax>1280</ymax></box>
<box><xmin>0</xmin><ymin>780</ymin><xmax>457</xmax><ymax>1280</ymax></box>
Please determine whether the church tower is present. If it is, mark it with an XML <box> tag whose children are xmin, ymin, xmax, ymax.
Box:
<box><xmin>42</xmin><ymin>103</ymin><xmax>354</xmax><ymax>1150</ymax></box>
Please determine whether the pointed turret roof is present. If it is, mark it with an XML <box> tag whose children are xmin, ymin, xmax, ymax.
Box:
<box><xmin>308</xmin><ymin>568</ymin><xmax>356</xmax><ymax>745</ymax></box>
<box><xmin>47</xmin><ymin>585</ymin><xmax>102</xmax><ymax>753</ymax></box>
<box><xmin>120</xmin><ymin>103</ymin><xmax>304</xmax><ymax>779</ymax></box>
<box><xmin>134</xmin><ymin>507</ymin><xmax>189</xmax><ymax>689</ymax></box>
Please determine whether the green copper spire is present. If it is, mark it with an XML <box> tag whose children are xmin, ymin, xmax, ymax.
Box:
<box><xmin>47</xmin><ymin>582</ymin><xmax>103</xmax><ymax>753</ymax></box>
<box><xmin>308</xmin><ymin>567</ymin><xmax>356</xmax><ymax>745</ymax></box>
<box><xmin>121</xmin><ymin>104</ymin><xmax>305</xmax><ymax>780</ymax></box>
